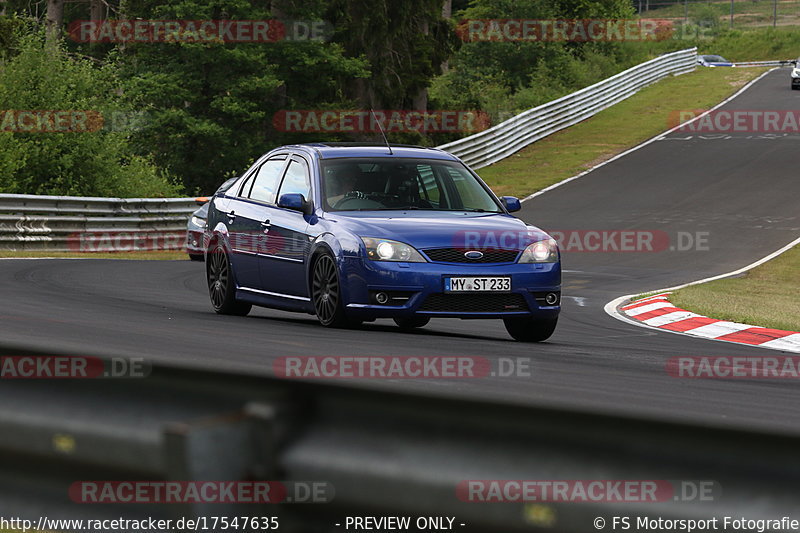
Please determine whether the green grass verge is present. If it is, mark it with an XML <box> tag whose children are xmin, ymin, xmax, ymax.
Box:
<box><xmin>0</xmin><ymin>250</ymin><xmax>188</xmax><ymax>260</ymax></box>
<box><xmin>651</xmin><ymin>1</ymin><xmax>800</xmax><ymax>29</ymax></box>
<box><xmin>670</xmin><ymin>245</ymin><xmax>800</xmax><ymax>332</ymax></box>
<box><xmin>477</xmin><ymin>66</ymin><xmax>768</xmax><ymax>198</ymax></box>
<box><xmin>705</xmin><ymin>27</ymin><xmax>800</xmax><ymax>61</ymax></box>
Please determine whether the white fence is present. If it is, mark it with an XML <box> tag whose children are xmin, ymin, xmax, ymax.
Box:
<box><xmin>437</xmin><ymin>48</ymin><xmax>698</xmax><ymax>169</ymax></box>
<box><xmin>0</xmin><ymin>194</ymin><xmax>197</xmax><ymax>252</ymax></box>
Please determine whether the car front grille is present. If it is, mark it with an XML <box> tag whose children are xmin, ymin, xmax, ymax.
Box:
<box><xmin>423</xmin><ymin>248</ymin><xmax>520</xmax><ymax>263</ymax></box>
<box><xmin>420</xmin><ymin>293</ymin><xmax>529</xmax><ymax>313</ymax></box>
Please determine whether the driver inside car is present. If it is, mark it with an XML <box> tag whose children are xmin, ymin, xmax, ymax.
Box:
<box><xmin>325</xmin><ymin>167</ymin><xmax>360</xmax><ymax>208</ymax></box>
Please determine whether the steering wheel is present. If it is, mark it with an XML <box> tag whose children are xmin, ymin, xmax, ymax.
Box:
<box><xmin>342</xmin><ymin>190</ymin><xmax>367</xmax><ymax>200</ymax></box>
<box><xmin>333</xmin><ymin>195</ymin><xmax>385</xmax><ymax>210</ymax></box>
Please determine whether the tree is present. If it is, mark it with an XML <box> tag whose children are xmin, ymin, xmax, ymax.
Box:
<box><xmin>429</xmin><ymin>0</ymin><xmax>639</xmax><ymax>121</ymax></box>
<box><xmin>115</xmin><ymin>0</ymin><xmax>369</xmax><ymax>194</ymax></box>
<box><xmin>45</xmin><ymin>0</ymin><xmax>64</xmax><ymax>42</ymax></box>
<box><xmin>0</xmin><ymin>33</ymin><xmax>180</xmax><ymax>197</ymax></box>
<box><xmin>326</xmin><ymin>0</ymin><xmax>459</xmax><ymax>110</ymax></box>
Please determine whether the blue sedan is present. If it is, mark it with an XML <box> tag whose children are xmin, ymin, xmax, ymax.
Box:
<box><xmin>205</xmin><ymin>144</ymin><xmax>561</xmax><ymax>341</ymax></box>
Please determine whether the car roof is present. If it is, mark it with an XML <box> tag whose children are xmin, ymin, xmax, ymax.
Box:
<box><xmin>284</xmin><ymin>143</ymin><xmax>458</xmax><ymax>161</ymax></box>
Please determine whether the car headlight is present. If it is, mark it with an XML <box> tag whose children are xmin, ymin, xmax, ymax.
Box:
<box><xmin>191</xmin><ymin>216</ymin><xmax>207</xmax><ymax>228</ymax></box>
<box><xmin>519</xmin><ymin>239</ymin><xmax>559</xmax><ymax>263</ymax></box>
<box><xmin>792</xmin><ymin>69</ymin><xmax>800</xmax><ymax>78</ymax></box>
<box><xmin>361</xmin><ymin>237</ymin><xmax>426</xmax><ymax>262</ymax></box>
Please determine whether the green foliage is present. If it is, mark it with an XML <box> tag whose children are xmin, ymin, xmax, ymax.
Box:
<box><xmin>0</xmin><ymin>14</ymin><xmax>23</xmax><ymax>60</ymax></box>
<box><xmin>116</xmin><ymin>0</ymin><xmax>371</xmax><ymax>194</ymax></box>
<box><xmin>326</xmin><ymin>0</ymin><xmax>459</xmax><ymax>109</ymax></box>
<box><xmin>0</xmin><ymin>33</ymin><xmax>180</xmax><ymax>197</ymax></box>
<box><xmin>693</xmin><ymin>4</ymin><xmax>722</xmax><ymax>29</ymax></box>
<box><xmin>704</xmin><ymin>27</ymin><xmax>800</xmax><ymax>60</ymax></box>
<box><xmin>429</xmin><ymin>0</ymin><xmax>642</xmax><ymax>129</ymax></box>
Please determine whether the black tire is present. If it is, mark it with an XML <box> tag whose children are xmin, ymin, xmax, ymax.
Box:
<box><xmin>393</xmin><ymin>317</ymin><xmax>430</xmax><ymax>330</ymax></box>
<box><xmin>503</xmin><ymin>317</ymin><xmax>558</xmax><ymax>342</ymax></box>
<box><xmin>207</xmin><ymin>243</ymin><xmax>251</xmax><ymax>316</ymax></box>
<box><xmin>189</xmin><ymin>253</ymin><xmax>204</xmax><ymax>262</ymax></box>
<box><xmin>312</xmin><ymin>253</ymin><xmax>356</xmax><ymax>328</ymax></box>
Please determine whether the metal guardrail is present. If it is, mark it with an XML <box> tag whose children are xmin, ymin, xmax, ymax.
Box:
<box><xmin>437</xmin><ymin>48</ymin><xmax>698</xmax><ymax>169</ymax></box>
<box><xmin>0</xmin><ymin>348</ymin><xmax>798</xmax><ymax>532</ymax></box>
<box><xmin>0</xmin><ymin>194</ymin><xmax>197</xmax><ymax>252</ymax></box>
<box><xmin>734</xmin><ymin>59</ymin><xmax>797</xmax><ymax>68</ymax></box>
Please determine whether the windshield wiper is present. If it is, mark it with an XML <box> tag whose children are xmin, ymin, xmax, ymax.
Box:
<box><xmin>445</xmin><ymin>208</ymin><xmax>503</xmax><ymax>213</ymax></box>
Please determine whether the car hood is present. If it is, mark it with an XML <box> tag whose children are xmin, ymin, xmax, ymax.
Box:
<box><xmin>325</xmin><ymin>211</ymin><xmax>551</xmax><ymax>251</ymax></box>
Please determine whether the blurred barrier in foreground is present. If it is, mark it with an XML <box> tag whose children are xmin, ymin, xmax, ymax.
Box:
<box><xmin>0</xmin><ymin>344</ymin><xmax>799</xmax><ymax>532</ymax></box>
<box><xmin>437</xmin><ymin>48</ymin><xmax>698</xmax><ymax>169</ymax></box>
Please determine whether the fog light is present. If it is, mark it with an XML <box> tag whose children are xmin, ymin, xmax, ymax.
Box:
<box><xmin>375</xmin><ymin>292</ymin><xmax>389</xmax><ymax>305</ymax></box>
<box><xmin>545</xmin><ymin>292</ymin><xmax>559</xmax><ymax>305</ymax></box>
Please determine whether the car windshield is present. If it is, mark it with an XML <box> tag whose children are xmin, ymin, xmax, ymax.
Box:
<box><xmin>321</xmin><ymin>158</ymin><xmax>503</xmax><ymax>213</ymax></box>
<box><xmin>704</xmin><ymin>55</ymin><xmax>726</xmax><ymax>62</ymax></box>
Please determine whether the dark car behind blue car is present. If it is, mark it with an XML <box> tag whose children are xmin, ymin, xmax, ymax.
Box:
<box><xmin>697</xmin><ymin>54</ymin><xmax>733</xmax><ymax>67</ymax></box>
<box><xmin>205</xmin><ymin>143</ymin><xmax>561</xmax><ymax>341</ymax></box>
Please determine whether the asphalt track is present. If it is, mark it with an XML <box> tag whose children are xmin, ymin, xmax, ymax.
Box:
<box><xmin>1</xmin><ymin>69</ymin><xmax>798</xmax><ymax>433</ymax></box>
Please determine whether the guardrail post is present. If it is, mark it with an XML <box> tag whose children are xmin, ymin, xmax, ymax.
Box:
<box><xmin>163</xmin><ymin>403</ymin><xmax>278</xmax><ymax>516</ymax></box>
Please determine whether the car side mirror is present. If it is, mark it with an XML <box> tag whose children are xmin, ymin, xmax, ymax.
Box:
<box><xmin>278</xmin><ymin>193</ymin><xmax>312</xmax><ymax>215</ymax></box>
<box><xmin>500</xmin><ymin>196</ymin><xmax>521</xmax><ymax>213</ymax></box>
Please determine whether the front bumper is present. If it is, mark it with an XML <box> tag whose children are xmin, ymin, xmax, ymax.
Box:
<box><xmin>342</xmin><ymin>257</ymin><xmax>561</xmax><ymax>320</ymax></box>
<box><xmin>186</xmin><ymin>229</ymin><xmax>205</xmax><ymax>255</ymax></box>
<box><xmin>792</xmin><ymin>77</ymin><xmax>800</xmax><ymax>87</ymax></box>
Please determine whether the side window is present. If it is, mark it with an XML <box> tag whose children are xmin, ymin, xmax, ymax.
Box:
<box><xmin>277</xmin><ymin>159</ymin><xmax>311</xmax><ymax>201</ymax></box>
<box><xmin>248</xmin><ymin>158</ymin><xmax>286</xmax><ymax>204</ymax></box>
<box><xmin>447</xmin><ymin>167</ymin><xmax>479</xmax><ymax>208</ymax></box>
<box><xmin>416</xmin><ymin>164</ymin><xmax>441</xmax><ymax>206</ymax></box>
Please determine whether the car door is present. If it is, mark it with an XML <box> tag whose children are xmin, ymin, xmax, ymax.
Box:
<box><xmin>258</xmin><ymin>156</ymin><xmax>313</xmax><ymax>298</ymax></box>
<box><xmin>226</xmin><ymin>155</ymin><xmax>288</xmax><ymax>290</ymax></box>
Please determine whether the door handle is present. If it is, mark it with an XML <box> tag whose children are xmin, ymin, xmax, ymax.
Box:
<box><xmin>261</xmin><ymin>219</ymin><xmax>271</xmax><ymax>227</ymax></box>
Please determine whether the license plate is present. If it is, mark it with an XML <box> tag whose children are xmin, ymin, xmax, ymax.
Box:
<box><xmin>445</xmin><ymin>277</ymin><xmax>511</xmax><ymax>292</ymax></box>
